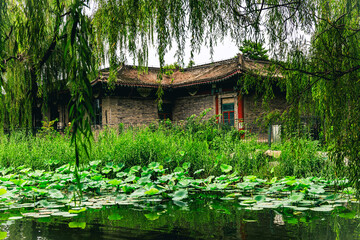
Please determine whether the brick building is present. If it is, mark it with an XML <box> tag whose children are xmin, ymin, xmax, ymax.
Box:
<box><xmin>54</xmin><ymin>55</ymin><xmax>286</xmax><ymax>132</ymax></box>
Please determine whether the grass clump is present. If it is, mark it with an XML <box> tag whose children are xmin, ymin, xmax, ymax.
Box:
<box><xmin>0</xmin><ymin>111</ymin><xmax>335</xmax><ymax>179</ymax></box>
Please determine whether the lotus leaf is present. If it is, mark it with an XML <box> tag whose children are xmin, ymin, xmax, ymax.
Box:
<box><xmin>242</xmin><ymin>200</ymin><xmax>257</xmax><ymax>204</ymax></box>
<box><xmin>69</xmin><ymin>207</ymin><xmax>86</xmax><ymax>214</ymax></box>
<box><xmin>116</xmin><ymin>172</ymin><xmax>127</xmax><ymax>178</ymax></box>
<box><xmin>172</xmin><ymin>189</ymin><xmax>188</xmax><ymax>201</ymax></box>
<box><xmin>0</xmin><ymin>189</ymin><xmax>6</xmax><ymax>195</ymax></box>
<box><xmin>0</xmin><ymin>232</ymin><xmax>6</xmax><ymax>240</ymax></box>
<box><xmin>108</xmin><ymin>179</ymin><xmax>122</xmax><ymax>186</ymax></box>
<box><xmin>173</xmin><ymin>200</ymin><xmax>188</xmax><ymax>207</ymax></box>
<box><xmin>148</xmin><ymin>162</ymin><xmax>160</xmax><ymax>169</ymax></box>
<box><xmin>89</xmin><ymin>161</ymin><xmax>101</xmax><ymax>166</ymax></box>
<box><xmin>68</xmin><ymin>222</ymin><xmax>86</xmax><ymax>229</ymax></box>
<box><xmin>220</xmin><ymin>164</ymin><xmax>232</xmax><ymax>173</ymax></box>
<box><xmin>130</xmin><ymin>166</ymin><xmax>141</xmax><ymax>172</ymax></box>
<box><xmin>338</xmin><ymin>211</ymin><xmax>357</xmax><ymax>219</ymax></box>
<box><xmin>112</xmin><ymin>163</ymin><xmax>125</xmax><ymax>172</ymax></box>
<box><xmin>49</xmin><ymin>189</ymin><xmax>64</xmax><ymax>199</ymax></box>
<box><xmin>145</xmin><ymin>188</ymin><xmax>159</xmax><ymax>195</ymax></box>
<box><xmin>243</xmin><ymin>175</ymin><xmax>257</xmax><ymax>182</ymax></box>
<box><xmin>102</xmin><ymin>167</ymin><xmax>112</xmax><ymax>174</ymax></box>
<box><xmin>173</xmin><ymin>167</ymin><xmax>184</xmax><ymax>173</ymax></box>
<box><xmin>254</xmin><ymin>195</ymin><xmax>266</xmax><ymax>202</ymax></box>
<box><xmin>182</xmin><ymin>162</ymin><xmax>191</xmax><ymax>170</ymax></box>
<box><xmin>289</xmin><ymin>193</ymin><xmax>305</xmax><ymax>202</ymax></box>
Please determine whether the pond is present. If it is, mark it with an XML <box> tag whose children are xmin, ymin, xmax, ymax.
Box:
<box><xmin>1</xmin><ymin>197</ymin><xmax>359</xmax><ymax>240</ymax></box>
<box><xmin>0</xmin><ymin>162</ymin><xmax>359</xmax><ymax>239</ymax></box>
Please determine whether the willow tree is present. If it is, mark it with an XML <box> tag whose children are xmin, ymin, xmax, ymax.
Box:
<box><xmin>1</xmin><ymin>0</ymin><xmax>360</xmax><ymax>188</ymax></box>
<box><xmin>280</xmin><ymin>0</ymin><xmax>360</xmax><ymax>187</ymax></box>
<box><xmin>0</xmin><ymin>0</ymin><xmax>95</xmax><ymax>171</ymax></box>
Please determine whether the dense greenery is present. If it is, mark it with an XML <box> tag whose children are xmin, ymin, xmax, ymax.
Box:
<box><xmin>239</xmin><ymin>40</ymin><xmax>269</xmax><ymax>61</ymax></box>
<box><xmin>0</xmin><ymin>116</ymin><xmax>332</xmax><ymax>179</ymax></box>
<box><xmin>0</xmin><ymin>0</ymin><xmax>360</xmax><ymax>190</ymax></box>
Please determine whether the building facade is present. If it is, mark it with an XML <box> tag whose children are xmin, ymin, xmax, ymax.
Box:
<box><xmin>54</xmin><ymin>55</ymin><xmax>286</xmax><ymax>133</ymax></box>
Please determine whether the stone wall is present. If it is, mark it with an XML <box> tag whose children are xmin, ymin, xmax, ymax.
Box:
<box><xmin>102</xmin><ymin>97</ymin><xmax>158</xmax><ymax>126</ymax></box>
<box><xmin>172</xmin><ymin>95</ymin><xmax>215</xmax><ymax>121</ymax></box>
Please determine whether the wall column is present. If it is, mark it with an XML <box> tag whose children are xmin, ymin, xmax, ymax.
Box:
<box><xmin>237</xmin><ymin>93</ymin><xmax>244</xmax><ymax>131</ymax></box>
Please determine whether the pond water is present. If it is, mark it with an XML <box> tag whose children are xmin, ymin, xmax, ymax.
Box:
<box><xmin>1</xmin><ymin>197</ymin><xmax>359</xmax><ymax>240</ymax></box>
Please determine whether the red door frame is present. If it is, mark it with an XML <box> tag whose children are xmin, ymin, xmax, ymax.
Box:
<box><xmin>237</xmin><ymin>94</ymin><xmax>244</xmax><ymax>132</ymax></box>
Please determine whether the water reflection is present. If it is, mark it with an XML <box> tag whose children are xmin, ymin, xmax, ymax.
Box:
<box><xmin>1</xmin><ymin>199</ymin><xmax>360</xmax><ymax>240</ymax></box>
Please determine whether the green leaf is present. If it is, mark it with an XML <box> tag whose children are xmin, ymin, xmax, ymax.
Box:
<box><xmin>0</xmin><ymin>189</ymin><xmax>6</xmax><ymax>195</ymax></box>
<box><xmin>130</xmin><ymin>166</ymin><xmax>141</xmax><ymax>172</ymax></box>
<box><xmin>49</xmin><ymin>189</ymin><xmax>64</xmax><ymax>199</ymax></box>
<box><xmin>289</xmin><ymin>193</ymin><xmax>305</xmax><ymax>202</ymax></box>
<box><xmin>242</xmin><ymin>200</ymin><xmax>257</xmax><ymax>205</ymax></box>
<box><xmin>172</xmin><ymin>189</ymin><xmax>188</xmax><ymax>201</ymax></box>
<box><xmin>108</xmin><ymin>179</ymin><xmax>122</xmax><ymax>186</ymax></box>
<box><xmin>90</xmin><ymin>160</ymin><xmax>101</xmax><ymax>167</ymax></box>
<box><xmin>91</xmin><ymin>175</ymin><xmax>103</xmax><ymax>181</ymax></box>
<box><xmin>182</xmin><ymin>162</ymin><xmax>191</xmax><ymax>170</ymax></box>
<box><xmin>10</xmin><ymin>179</ymin><xmax>27</xmax><ymax>186</ymax></box>
<box><xmin>113</xmin><ymin>163</ymin><xmax>125</xmax><ymax>172</ymax></box>
<box><xmin>338</xmin><ymin>211</ymin><xmax>356</xmax><ymax>219</ymax></box>
<box><xmin>220</xmin><ymin>164</ymin><xmax>232</xmax><ymax>173</ymax></box>
<box><xmin>102</xmin><ymin>167</ymin><xmax>112</xmax><ymax>174</ymax></box>
<box><xmin>148</xmin><ymin>162</ymin><xmax>160</xmax><ymax>169</ymax></box>
<box><xmin>144</xmin><ymin>188</ymin><xmax>159</xmax><ymax>196</ymax></box>
<box><xmin>69</xmin><ymin>207</ymin><xmax>86</xmax><ymax>214</ymax></box>
<box><xmin>68</xmin><ymin>222</ymin><xmax>86</xmax><ymax>229</ymax></box>
<box><xmin>173</xmin><ymin>167</ymin><xmax>184</xmax><ymax>173</ymax></box>
<box><xmin>0</xmin><ymin>232</ymin><xmax>6</xmax><ymax>239</ymax></box>
<box><xmin>254</xmin><ymin>195</ymin><xmax>266</xmax><ymax>202</ymax></box>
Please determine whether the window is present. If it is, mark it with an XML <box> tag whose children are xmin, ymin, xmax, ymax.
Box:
<box><xmin>92</xmin><ymin>99</ymin><xmax>102</xmax><ymax>125</ymax></box>
<box><xmin>222</xmin><ymin>103</ymin><xmax>234</xmax><ymax>126</ymax></box>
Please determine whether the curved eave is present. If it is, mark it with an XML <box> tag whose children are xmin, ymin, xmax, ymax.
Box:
<box><xmin>91</xmin><ymin>70</ymin><xmax>242</xmax><ymax>89</ymax></box>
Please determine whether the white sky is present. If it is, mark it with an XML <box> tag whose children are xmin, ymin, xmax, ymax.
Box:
<box><xmin>133</xmin><ymin>38</ymin><xmax>240</xmax><ymax>68</ymax></box>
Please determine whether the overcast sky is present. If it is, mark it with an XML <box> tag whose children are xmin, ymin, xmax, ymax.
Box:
<box><xmin>135</xmin><ymin>38</ymin><xmax>240</xmax><ymax>68</ymax></box>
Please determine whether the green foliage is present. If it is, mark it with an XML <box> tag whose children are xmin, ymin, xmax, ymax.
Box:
<box><xmin>38</xmin><ymin>117</ymin><xmax>59</xmax><ymax>138</ymax></box>
<box><xmin>0</xmin><ymin>113</ymin><xmax>334</xmax><ymax>179</ymax></box>
<box><xmin>275</xmin><ymin>138</ymin><xmax>332</xmax><ymax>178</ymax></box>
<box><xmin>2</xmin><ymin>0</ymin><xmax>359</xmax><ymax>194</ymax></box>
<box><xmin>239</xmin><ymin>40</ymin><xmax>269</xmax><ymax>61</ymax></box>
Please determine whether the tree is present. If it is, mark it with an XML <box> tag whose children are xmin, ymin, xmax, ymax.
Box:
<box><xmin>0</xmin><ymin>0</ymin><xmax>94</xmax><ymax>171</ymax></box>
<box><xmin>1</xmin><ymin>0</ymin><xmax>360</xmax><ymax>191</ymax></box>
<box><xmin>239</xmin><ymin>40</ymin><xmax>269</xmax><ymax>60</ymax></box>
<box><xmin>280</xmin><ymin>0</ymin><xmax>360</xmax><ymax>189</ymax></box>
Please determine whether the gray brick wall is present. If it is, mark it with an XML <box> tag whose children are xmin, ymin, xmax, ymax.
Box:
<box><xmin>100</xmin><ymin>93</ymin><xmax>287</xmax><ymax>128</ymax></box>
<box><xmin>172</xmin><ymin>95</ymin><xmax>215</xmax><ymax>121</ymax></box>
<box><xmin>102</xmin><ymin>97</ymin><xmax>158</xmax><ymax>126</ymax></box>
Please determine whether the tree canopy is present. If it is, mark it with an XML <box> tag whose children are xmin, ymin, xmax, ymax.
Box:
<box><xmin>1</xmin><ymin>0</ymin><xmax>360</xmax><ymax>189</ymax></box>
<box><xmin>239</xmin><ymin>40</ymin><xmax>269</xmax><ymax>61</ymax></box>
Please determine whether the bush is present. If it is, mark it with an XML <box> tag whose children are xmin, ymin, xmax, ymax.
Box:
<box><xmin>0</xmin><ymin>111</ymin><xmax>334</xmax><ymax>179</ymax></box>
<box><xmin>276</xmin><ymin>138</ymin><xmax>333</xmax><ymax>178</ymax></box>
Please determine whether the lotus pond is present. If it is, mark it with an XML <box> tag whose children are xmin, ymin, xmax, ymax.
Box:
<box><xmin>0</xmin><ymin>161</ymin><xmax>359</xmax><ymax>239</ymax></box>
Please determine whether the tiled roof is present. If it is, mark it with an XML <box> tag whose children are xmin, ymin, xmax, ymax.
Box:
<box><xmin>92</xmin><ymin>55</ymin><xmax>280</xmax><ymax>88</ymax></box>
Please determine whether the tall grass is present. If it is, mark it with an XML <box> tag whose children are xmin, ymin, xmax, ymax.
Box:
<box><xmin>0</xmin><ymin>113</ymin><xmax>334</xmax><ymax>178</ymax></box>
